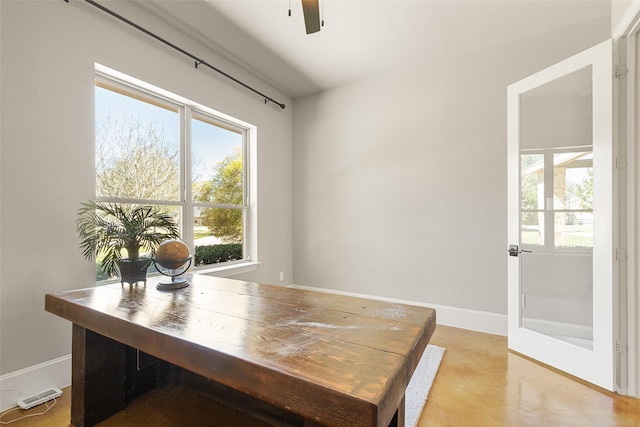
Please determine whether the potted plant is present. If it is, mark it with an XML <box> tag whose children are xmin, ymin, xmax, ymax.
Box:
<box><xmin>76</xmin><ymin>201</ymin><xmax>181</xmax><ymax>284</ymax></box>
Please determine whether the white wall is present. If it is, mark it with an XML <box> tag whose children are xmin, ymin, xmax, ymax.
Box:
<box><xmin>292</xmin><ymin>18</ymin><xmax>610</xmax><ymax>317</ymax></box>
<box><xmin>0</xmin><ymin>0</ymin><xmax>292</xmax><ymax>389</ymax></box>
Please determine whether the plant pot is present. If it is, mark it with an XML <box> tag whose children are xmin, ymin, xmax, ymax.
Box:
<box><xmin>118</xmin><ymin>258</ymin><xmax>151</xmax><ymax>285</ymax></box>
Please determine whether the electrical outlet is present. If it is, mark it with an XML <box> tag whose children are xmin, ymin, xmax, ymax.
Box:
<box><xmin>279</xmin><ymin>272</ymin><xmax>284</xmax><ymax>282</ymax></box>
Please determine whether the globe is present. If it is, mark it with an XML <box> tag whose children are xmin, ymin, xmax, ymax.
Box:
<box><xmin>153</xmin><ymin>239</ymin><xmax>192</xmax><ymax>290</ymax></box>
<box><xmin>155</xmin><ymin>239</ymin><xmax>190</xmax><ymax>269</ymax></box>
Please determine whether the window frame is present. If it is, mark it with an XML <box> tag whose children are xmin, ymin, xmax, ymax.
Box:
<box><xmin>94</xmin><ymin>65</ymin><xmax>259</xmax><ymax>279</ymax></box>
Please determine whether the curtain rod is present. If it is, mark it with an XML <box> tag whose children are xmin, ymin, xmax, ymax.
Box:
<box><xmin>66</xmin><ymin>0</ymin><xmax>286</xmax><ymax>109</ymax></box>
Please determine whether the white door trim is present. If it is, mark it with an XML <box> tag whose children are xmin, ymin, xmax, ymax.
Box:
<box><xmin>614</xmin><ymin>0</ymin><xmax>640</xmax><ymax>400</ymax></box>
<box><xmin>614</xmin><ymin>0</ymin><xmax>640</xmax><ymax>39</ymax></box>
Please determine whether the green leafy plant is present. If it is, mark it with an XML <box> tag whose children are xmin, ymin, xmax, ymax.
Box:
<box><xmin>76</xmin><ymin>201</ymin><xmax>180</xmax><ymax>279</ymax></box>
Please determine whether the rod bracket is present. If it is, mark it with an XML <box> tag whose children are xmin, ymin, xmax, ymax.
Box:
<box><xmin>264</xmin><ymin>98</ymin><xmax>286</xmax><ymax>109</ymax></box>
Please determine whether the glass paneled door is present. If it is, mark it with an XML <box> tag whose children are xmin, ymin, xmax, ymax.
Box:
<box><xmin>507</xmin><ymin>40</ymin><xmax>614</xmax><ymax>390</ymax></box>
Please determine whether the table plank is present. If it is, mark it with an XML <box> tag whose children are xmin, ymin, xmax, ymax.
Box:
<box><xmin>45</xmin><ymin>275</ymin><xmax>436</xmax><ymax>427</ymax></box>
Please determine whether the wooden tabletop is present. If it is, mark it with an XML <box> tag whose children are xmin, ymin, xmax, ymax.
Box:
<box><xmin>45</xmin><ymin>275</ymin><xmax>436</xmax><ymax>427</ymax></box>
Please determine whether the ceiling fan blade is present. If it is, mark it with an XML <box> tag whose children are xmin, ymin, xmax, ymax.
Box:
<box><xmin>301</xmin><ymin>0</ymin><xmax>321</xmax><ymax>34</ymax></box>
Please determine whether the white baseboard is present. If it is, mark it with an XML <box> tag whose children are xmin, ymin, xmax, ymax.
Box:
<box><xmin>289</xmin><ymin>284</ymin><xmax>508</xmax><ymax>337</ymax></box>
<box><xmin>0</xmin><ymin>355</ymin><xmax>71</xmax><ymax>412</ymax></box>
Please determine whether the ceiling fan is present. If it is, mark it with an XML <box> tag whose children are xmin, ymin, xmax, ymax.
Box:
<box><xmin>300</xmin><ymin>0</ymin><xmax>322</xmax><ymax>34</ymax></box>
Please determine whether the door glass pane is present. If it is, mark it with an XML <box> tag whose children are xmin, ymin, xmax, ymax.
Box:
<box><xmin>521</xmin><ymin>153</ymin><xmax>544</xmax><ymax>248</ymax></box>
<box><xmin>521</xmin><ymin>212</ymin><xmax>544</xmax><ymax>246</ymax></box>
<box><xmin>519</xmin><ymin>67</ymin><xmax>594</xmax><ymax>349</ymax></box>
<box><xmin>553</xmin><ymin>152</ymin><xmax>593</xmax><ymax>209</ymax></box>
<box><xmin>553</xmin><ymin>151</ymin><xmax>593</xmax><ymax>250</ymax></box>
<box><xmin>554</xmin><ymin>212</ymin><xmax>593</xmax><ymax>249</ymax></box>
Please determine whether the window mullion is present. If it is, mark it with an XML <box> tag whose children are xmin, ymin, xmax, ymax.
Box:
<box><xmin>183</xmin><ymin>106</ymin><xmax>194</xmax><ymax>252</ymax></box>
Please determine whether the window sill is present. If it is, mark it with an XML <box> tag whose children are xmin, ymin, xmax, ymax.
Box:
<box><xmin>95</xmin><ymin>262</ymin><xmax>260</xmax><ymax>286</ymax></box>
<box><xmin>195</xmin><ymin>261</ymin><xmax>261</xmax><ymax>278</ymax></box>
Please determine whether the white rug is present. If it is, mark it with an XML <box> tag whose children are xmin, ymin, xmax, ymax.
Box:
<box><xmin>405</xmin><ymin>344</ymin><xmax>445</xmax><ymax>427</ymax></box>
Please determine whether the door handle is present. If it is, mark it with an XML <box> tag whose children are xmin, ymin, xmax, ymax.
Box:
<box><xmin>508</xmin><ymin>245</ymin><xmax>532</xmax><ymax>257</ymax></box>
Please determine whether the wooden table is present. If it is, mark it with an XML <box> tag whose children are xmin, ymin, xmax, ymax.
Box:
<box><xmin>45</xmin><ymin>275</ymin><xmax>436</xmax><ymax>427</ymax></box>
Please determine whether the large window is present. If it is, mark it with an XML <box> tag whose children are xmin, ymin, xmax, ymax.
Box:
<box><xmin>94</xmin><ymin>69</ymin><xmax>255</xmax><ymax>280</ymax></box>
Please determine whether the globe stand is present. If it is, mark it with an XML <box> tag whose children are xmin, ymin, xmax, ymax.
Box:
<box><xmin>152</xmin><ymin>256</ymin><xmax>192</xmax><ymax>291</ymax></box>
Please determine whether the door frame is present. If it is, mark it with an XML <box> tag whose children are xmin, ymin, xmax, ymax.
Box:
<box><xmin>614</xmin><ymin>0</ymin><xmax>640</xmax><ymax>398</ymax></box>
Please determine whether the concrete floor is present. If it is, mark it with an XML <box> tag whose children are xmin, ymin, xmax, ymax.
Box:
<box><xmin>1</xmin><ymin>325</ymin><xmax>639</xmax><ymax>426</ymax></box>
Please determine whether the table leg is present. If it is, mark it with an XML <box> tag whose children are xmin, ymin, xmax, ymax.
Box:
<box><xmin>388</xmin><ymin>395</ymin><xmax>406</xmax><ymax>427</ymax></box>
<box><xmin>71</xmin><ymin>324</ymin><xmax>126</xmax><ymax>427</ymax></box>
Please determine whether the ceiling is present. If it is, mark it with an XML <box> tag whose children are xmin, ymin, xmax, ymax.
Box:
<box><xmin>137</xmin><ymin>0</ymin><xmax>611</xmax><ymax>99</ymax></box>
